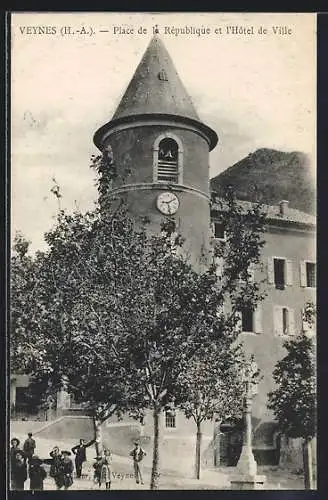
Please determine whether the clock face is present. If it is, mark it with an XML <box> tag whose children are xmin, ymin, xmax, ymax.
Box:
<box><xmin>156</xmin><ymin>192</ymin><xmax>180</xmax><ymax>215</ymax></box>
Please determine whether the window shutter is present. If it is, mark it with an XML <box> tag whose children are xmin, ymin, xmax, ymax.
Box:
<box><xmin>300</xmin><ymin>261</ymin><xmax>307</xmax><ymax>287</ymax></box>
<box><xmin>267</xmin><ymin>258</ymin><xmax>274</xmax><ymax>284</ymax></box>
<box><xmin>288</xmin><ymin>308</ymin><xmax>295</xmax><ymax>335</ymax></box>
<box><xmin>215</xmin><ymin>257</ymin><xmax>224</xmax><ymax>279</ymax></box>
<box><xmin>248</xmin><ymin>263</ymin><xmax>255</xmax><ymax>283</ymax></box>
<box><xmin>301</xmin><ymin>307</ymin><xmax>308</xmax><ymax>333</ymax></box>
<box><xmin>235</xmin><ymin>311</ymin><xmax>242</xmax><ymax>332</ymax></box>
<box><xmin>302</xmin><ymin>307</ymin><xmax>315</xmax><ymax>336</ymax></box>
<box><xmin>273</xmin><ymin>305</ymin><xmax>283</xmax><ymax>336</ymax></box>
<box><xmin>286</xmin><ymin>260</ymin><xmax>293</xmax><ymax>286</ymax></box>
<box><xmin>254</xmin><ymin>306</ymin><xmax>262</xmax><ymax>334</ymax></box>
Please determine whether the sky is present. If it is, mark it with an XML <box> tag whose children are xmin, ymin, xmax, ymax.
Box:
<box><xmin>11</xmin><ymin>12</ymin><xmax>316</xmax><ymax>252</ymax></box>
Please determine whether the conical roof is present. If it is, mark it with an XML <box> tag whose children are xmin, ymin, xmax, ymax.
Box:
<box><xmin>112</xmin><ymin>35</ymin><xmax>200</xmax><ymax>121</ymax></box>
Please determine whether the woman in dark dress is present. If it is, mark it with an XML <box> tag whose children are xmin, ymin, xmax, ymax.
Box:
<box><xmin>10</xmin><ymin>438</ymin><xmax>22</xmax><ymax>469</ymax></box>
<box><xmin>29</xmin><ymin>455</ymin><xmax>47</xmax><ymax>491</ymax></box>
<box><xmin>58</xmin><ymin>450</ymin><xmax>74</xmax><ymax>490</ymax></box>
<box><xmin>11</xmin><ymin>451</ymin><xmax>27</xmax><ymax>490</ymax></box>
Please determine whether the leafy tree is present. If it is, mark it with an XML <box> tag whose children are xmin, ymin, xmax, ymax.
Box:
<box><xmin>10</xmin><ymin>153</ymin><xmax>266</xmax><ymax>489</ymax></box>
<box><xmin>176</xmin><ymin>341</ymin><xmax>246</xmax><ymax>479</ymax></box>
<box><xmin>267</xmin><ymin>302</ymin><xmax>316</xmax><ymax>489</ymax></box>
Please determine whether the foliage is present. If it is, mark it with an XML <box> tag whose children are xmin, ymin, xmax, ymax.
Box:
<box><xmin>176</xmin><ymin>341</ymin><xmax>245</xmax><ymax>425</ymax></box>
<box><xmin>267</xmin><ymin>303</ymin><xmax>316</xmax><ymax>440</ymax></box>
<box><xmin>10</xmin><ymin>151</ymin><xmax>267</xmax><ymax>488</ymax></box>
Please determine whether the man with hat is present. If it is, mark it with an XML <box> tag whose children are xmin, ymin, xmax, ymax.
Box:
<box><xmin>29</xmin><ymin>455</ymin><xmax>47</xmax><ymax>491</ymax></box>
<box><xmin>23</xmin><ymin>432</ymin><xmax>36</xmax><ymax>463</ymax></box>
<box><xmin>71</xmin><ymin>438</ymin><xmax>87</xmax><ymax>479</ymax></box>
<box><xmin>129</xmin><ymin>441</ymin><xmax>146</xmax><ymax>485</ymax></box>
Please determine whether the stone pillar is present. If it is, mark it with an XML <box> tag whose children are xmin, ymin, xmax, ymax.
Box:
<box><xmin>230</xmin><ymin>377</ymin><xmax>266</xmax><ymax>490</ymax></box>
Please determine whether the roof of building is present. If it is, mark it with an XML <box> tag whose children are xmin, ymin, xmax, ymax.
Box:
<box><xmin>211</xmin><ymin>197</ymin><xmax>316</xmax><ymax>228</ymax></box>
<box><xmin>112</xmin><ymin>35</ymin><xmax>200</xmax><ymax>122</ymax></box>
<box><xmin>94</xmin><ymin>35</ymin><xmax>218</xmax><ymax>150</ymax></box>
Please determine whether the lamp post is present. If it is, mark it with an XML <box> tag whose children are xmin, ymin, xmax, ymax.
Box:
<box><xmin>236</xmin><ymin>368</ymin><xmax>257</xmax><ymax>476</ymax></box>
<box><xmin>230</xmin><ymin>359</ymin><xmax>266</xmax><ymax>490</ymax></box>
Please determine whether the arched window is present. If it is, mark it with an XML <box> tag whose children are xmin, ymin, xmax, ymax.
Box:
<box><xmin>153</xmin><ymin>134</ymin><xmax>183</xmax><ymax>184</ymax></box>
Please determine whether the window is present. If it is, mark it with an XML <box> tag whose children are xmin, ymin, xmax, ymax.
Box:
<box><xmin>165</xmin><ymin>411</ymin><xmax>176</xmax><ymax>428</ymax></box>
<box><xmin>300</xmin><ymin>261</ymin><xmax>316</xmax><ymax>288</ymax></box>
<box><xmin>267</xmin><ymin>258</ymin><xmax>292</xmax><ymax>289</ymax></box>
<box><xmin>306</xmin><ymin>263</ymin><xmax>316</xmax><ymax>287</ymax></box>
<box><xmin>157</xmin><ymin>138</ymin><xmax>179</xmax><ymax>183</ymax></box>
<box><xmin>274</xmin><ymin>306</ymin><xmax>295</xmax><ymax>336</ymax></box>
<box><xmin>241</xmin><ymin>308</ymin><xmax>253</xmax><ymax>332</ymax></box>
<box><xmin>274</xmin><ymin>258</ymin><xmax>285</xmax><ymax>289</ymax></box>
<box><xmin>213</xmin><ymin>222</ymin><xmax>226</xmax><ymax>240</ymax></box>
<box><xmin>282</xmin><ymin>307</ymin><xmax>289</xmax><ymax>335</ymax></box>
<box><xmin>237</xmin><ymin>306</ymin><xmax>262</xmax><ymax>334</ymax></box>
<box><xmin>153</xmin><ymin>134</ymin><xmax>183</xmax><ymax>184</ymax></box>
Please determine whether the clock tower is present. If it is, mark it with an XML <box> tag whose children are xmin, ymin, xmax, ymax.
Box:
<box><xmin>94</xmin><ymin>35</ymin><xmax>218</xmax><ymax>266</ymax></box>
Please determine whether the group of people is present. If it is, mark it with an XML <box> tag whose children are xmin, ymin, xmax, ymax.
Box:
<box><xmin>92</xmin><ymin>441</ymin><xmax>146</xmax><ymax>489</ymax></box>
<box><xmin>10</xmin><ymin>433</ymin><xmax>147</xmax><ymax>491</ymax></box>
<box><xmin>10</xmin><ymin>434</ymin><xmax>46</xmax><ymax>491</ymax></box>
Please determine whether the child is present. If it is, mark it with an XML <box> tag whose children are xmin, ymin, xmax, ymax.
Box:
<box><xmin>93</xmin><ymin>456</ymin><xmax>103</xmax><ymax>488</ymax></box>
<box><xmin>101</xmin><ymin>449</ymin><xmax>112</xmax><ymax>490</ymax></box>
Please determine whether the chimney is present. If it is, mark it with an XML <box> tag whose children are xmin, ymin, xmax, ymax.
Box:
<box><xmin>279</xmin><ymin>200</ymin><xmax>289</xmax><ymax>216</ymax></box>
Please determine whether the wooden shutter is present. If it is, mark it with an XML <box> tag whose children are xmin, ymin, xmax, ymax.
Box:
<box><xmin>215</xmin><ymin>257</ymin><xmax>224</xmax><ymax>279</ymax></box>
<box><xmin>248</xmin><ymin>263</ymin><xmax>255</xmax><ymax>283</ymax></box>
<box><xmin>300</xmin><ymin>261</ymin><xmax>307</xmax><ymax>287</ymax></box>
<box><xmin>301</xmin><ymin>307</ymin><xmax>308</xmax><ymax>333</ymax></box>
<box><xmin>273</xmin><ymin>305</ymin><xmax>283</xmax><ymax>336</ymax></box>
<box><xmin>301</xmin><ymin>307</ymin><xmax>315</xmax><ymax>336</ymax></box>
<box><xmin>235</xmin><ymin>311</ymin><xmax>242</xmax><ymax>332</ymax></box>
<box><xmin>286</xmin><ymin>260</ymin><xmax>293</xmax><ymax>286</ymax></box>
<box><xmin>267</xmin><ymin>258</ymin><xmax>274</xmax><ymax>284</ymax></box>
<box><xmin>254</xmin><ymin>306</ymin><xmax>262</xmax><ymax>334</ymax></box>
<box><xmin>288</xmin><ymin>308</ymin><xmax>295</xmax><ymax>335</ymax></box>
<box><xmin>211</xmin><ymin>222</ymin><xmax>215</xmax><ymax>237</ymax></box>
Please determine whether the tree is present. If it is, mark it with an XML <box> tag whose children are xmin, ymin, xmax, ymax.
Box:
<box><xmin>10</xmin><ymin>153</ymin><xmax>267</xmax><ymax>490</ymax></box>
<box><xmin>176</xmin><ymin>341</ymin><xmax>246</xmax><ymax>479</ymax></box>
<box><xmin>267</xmin><ymin>302</ymin><xmax>316</xmax><ymax>489</ymax></box>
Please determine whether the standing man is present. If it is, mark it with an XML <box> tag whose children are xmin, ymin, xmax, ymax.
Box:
<box><xmin>23</xmin><ymin>433</ymin><xmax>36</xmax><ymax>463</ymax></box>
<box><xmin>129</xmin><ymin>442</ymin><xmax>146</xmax><ymax>485</ymax></box>
<box><xmin>71</xmin><ymin>439</ymin><xmax>87</xmax><ymax>479</ymax></box>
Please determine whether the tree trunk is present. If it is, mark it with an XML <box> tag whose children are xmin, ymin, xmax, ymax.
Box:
<box><xmin>150</xmin><ymin>405</ymin><xmax>162</xmax><ymax>490</ymax></box>
<box><xmin>303</xmin><ymin>436</ymin><xmax>313</xmax><ymax>490</ymax></box>
<box><xmin>195</xmin><ymin>421</ymin><xmax>202</xmax><ymax>479</ymax></box>
<box><xmin>93</xmin><ymin>416</ymin><xmax>103</xmax><ymax>457</ymax></box>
